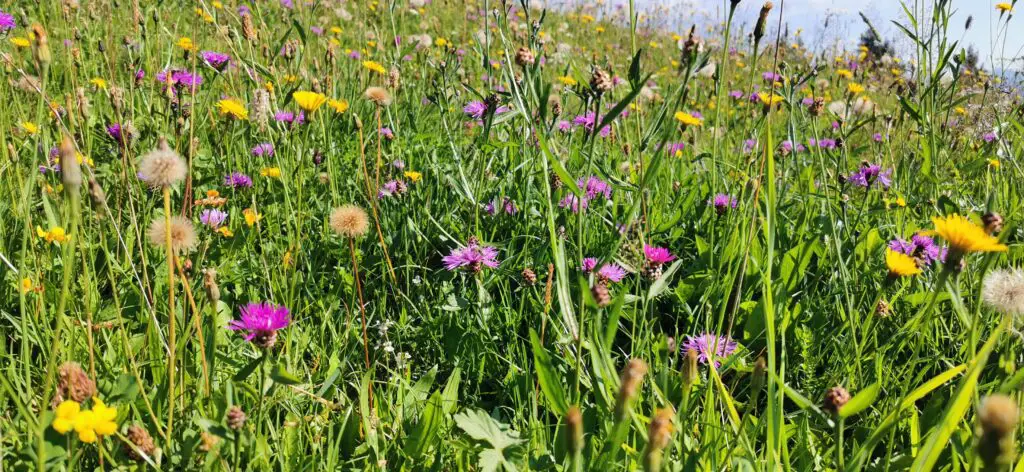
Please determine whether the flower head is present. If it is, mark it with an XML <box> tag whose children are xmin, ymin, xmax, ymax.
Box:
<box><xmin>217</xmin><ymin>99</ymin><xmax>248</xmax><ymax>119</ymax></box>
<box><xmin>442</xmin><ymin>239</ymin><xmax>500</xmax><ymax>272</ymax></box>
<box><xmin>200</xmin><ymin>50</ymin><xmax>231</xmax><ymax>70</ymax></box>
<box><xmin>931</xmin><ymin>214</ymin><xmax>1008</xmax><ymax>255</ymax></box>
<box><xmin>711</xmin><ymin>193</ymin><xmax>738</xmax><ymax>215</ymax></box>
<box><xmin>885</xmin><ymin>248</ymin><xmax>922</xmax><ymax>277</ymax></box>
<box><xmin>229</xmin><ymin>302</ymin><xmax>291</xmax><ymax>348</ymax></box>
<box><xmin>138</xmin><ymin>141</ymin><xmax>187</xmax><ymax>188</ymax></box>
<box><xmin>330</xmin><ymin>205</ymin><xmax>369</xmax><ymax>238</ymax></box>
<box><xmin>581</xmin><ymin>257</ymin><xmax>628</xmax><ymax>283</ymax></box>
<box><xmin>681</xmin><ymin>334</ymin><xmax>738</xmax><ymax>368</ymax></box>
<box><xmin>982</xmin><ymin>268</ymin><xmax>1024</xmax><ymax>316</ymax></box>
<box><xmin>996</xmin><ymin>2</ymin><xmax>1013</xmax><ymax>13</ymax></box>
<box><xmin>251</xmin><ymin>142</ymin><xmax>274</xmax><ymax>157</ymax></box>
<box><xmin>364</xmin><ymin>86</ymin><xmax>393</xmax><ymax>106</ymax></box>
<box><xmin>147</xmin><ymin>216</ymin><xmax>197</xmax><ymax>254</ymax></box>
<box><xmin>0</xmin><ymin>10</ymin><xmax>16</xmax><ymax>32</ymax></box>
<box><xmin>674</xmin><ymin>111</ymin><xmax>703</xmax><ymax>127</ymax></box>
<box><xmin>52</xmin><ymin>401</ymin><xmax>80</xmax><ymax>434</ymax></box>
<box><xmin>200</xmin><ymin>209</ymin><xmax>228</xmax><ymax>229</ymax></box>
<box><xmin>644</xmin><ymin>245</ymin><xmax>676</xmax><ymax>266</ymax></box>
<box><xmin>224</xmin><ymin>172</ymin><xmax>253</xmax><ymax>189</ymax></box>
<box><xmin>293</xmin><ymin>91</ymin><xmax>327</xmax><ymax>112</ymax></box>
<box><xmin>847</xmin><ymin>163</ymin><xmax>892</xmax><ymax>189</ymax></box>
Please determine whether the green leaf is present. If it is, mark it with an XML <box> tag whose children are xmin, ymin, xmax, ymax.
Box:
<box><xmin>454</xmin><ymin>409</ymin><xmax>523</xmax><ymax>451</ymax></box>
<box><xmin>646</xmin><ymin>260</ymin><xmax>683</xmax><ymax>302</ymax></box>
<box><xmin>233</xmin><ymin>355</ymin><xmax>265</xmax><ymax>382</ymax></box>
<box><xmin>404</xmin><ymin>390</ymin><xmax>445</xmax><ymax>460</ymax></box>
<box><xmin>270</xmin><ymin>363</ymin><xmax>302</xmax><ymax>385</ymax></box>
<box><xmin>838</xmin><ymin>382</ymin><xmax>880</xmax><ymax>418</ymax></box>
<box><xmin>529</xmin><ymin>329</ymin><xmax>569</xmax><ymax>415</ymax></box>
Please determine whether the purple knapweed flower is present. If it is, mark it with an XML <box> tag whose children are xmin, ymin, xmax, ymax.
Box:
<box><xmin>379</xmin><ymin>127</ymin><xmax>394</xmax><ymax>140</ymax></box>
<box><xmin>577</xmin><ymin>175</ymin><xmax>612</xmax><ymax>200</ymax></box>
<box><xmin>200</xmin><ymin>209</ymin><xmax>228</xmax><ymax>229</ymax></box>
<box><xmin>228</xmin><ymin>302</ymin><xmax>291</xmax><ymax>348</ymax></box>
<box><xmin>847</xmin><ymin>163</ymin><xmax>892</xmax><ymax>189</ymax></box>
<box><xmin>711</xmin><ymin>193</ymin><xmax>738</xmax><ymax>215</ymax></box>
<box><xmin>581</xmin><ymin>257</ymin><xmax>627</xmax><ymax>283</ymax></box>
<box><xmin>157</xmin><ymin>69</ymin><xmax>203</xmax><ymax>93</ymax></box>
<box><xmin>201</xmin><ymin>51</ymin><xmax>231</xmax><ymax>71</ymax></box>
<box><xmin>667</xmin><ymin>142</ymin><xmax>686</xmax><ymax>157</ymax></box>
<box><xmin>682</xmin><ymin>333</ymin><xmax>738</xmax><ymax>367</ymax></box>
<box><xmin>0</xmin><ymin>10</ymin><xmax>15</xmax><ymax>32</ymax></box>
<box><xmin>442</xmin><ymin>239</ymin><xmax>500</xmax><ymax>272</ymax></box>
<box><xmin>224</xmin><ymin>172</ymin><xmax>253</xmax><ymax>188</ymax></box>
<box><xmin>643</xmin><ymin>245</ymin><xmax>676</xmax><ymax>266</ymax></box>
<box><xmin>888</xmin><ymin>233</ymin><xmax>946</xmax><ymax>266</ymax></box>
<box><xmin>559</xmin><ymin>194</ymin><xmax>588</xmax><ymax>213</ymax></box>
<box><xmin>463</xmin><ymin>101</ymin><xmax>487</xmax><ymax>119</ymax></box>
<box><xmin>557</xmin><ymin>120</ymin><xmax>572</xmax><ymax>132</ymax></box>
<box><xmin>982</xmin><ymin>131</ymin><xmax>998</xmax><ymax>143</ymax></box>
<box><xmin>251</xmin><ymin>142</ymin><xmax>274</xmax><ymax>157</ymax></box>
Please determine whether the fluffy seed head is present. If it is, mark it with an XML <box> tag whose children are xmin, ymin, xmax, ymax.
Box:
<box><xmin>363</xmin><ymin>86</ymin><xmax>392</xmax><ymax>106</ymax></box>
<box><xmin>147</xmin><ymin>216</ymin><xmax>197</xmax><ymax>254</ymax></box>
<box><xmin>139</xmin><ymin>138</ymin><xmax>186</xmax><ymax>188</ymax></box>
<box><xmin>59</xmin><ymin>134</ymin><xmax>82</xmax><ymax>191</ymax></box>
<box><xmin>979</xmin><ymin>394</ymin><xmax>1019</xmax><ymax>438</ymax></box>
<box><xmin>982</xmin><ymin>268</ymin><xmax>1024</xmax><ymax>316</ymax></box>
<box><xmin>330</xmin><ymin>205</ymin><xmax>370</xmax><ymax>238</ymax></box>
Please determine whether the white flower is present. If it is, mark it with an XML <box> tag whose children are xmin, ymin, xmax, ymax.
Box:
<box><xmin>983</xmin><ymin>268</ymin><xmax>1024</xmax><ymax>315</ymax></box>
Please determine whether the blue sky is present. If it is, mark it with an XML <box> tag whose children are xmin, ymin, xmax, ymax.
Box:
<box><xmin>626</xmin><ymin>0</ymin><xmax>1023</xmax><ymax>71</ymax></box>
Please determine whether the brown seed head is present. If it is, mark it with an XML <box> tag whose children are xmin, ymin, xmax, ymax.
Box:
<box><xmin>147</xmin><ymin>216</ymin><xmax>197</xmax><ymax>255</ymax></box>
<box><xmin>124</xmin><ymin>424</ymin><xmax>156</xmax><ymax>461</ymax></box>
<box><xmin>364</xmin><ymin>86</ymin><xmax>393</xmax><ymax>106</ymax></box>
<box><xmin>59</xmin><ymin>134</ymin><xmax>82</xmax><ymax>191</ymax></box>
<box><xmin>615</xmin><ymin>359</ymin><xmax>648</xmax><ymax>420</ymax></box>
<box><xmin>55</xmin><ymin>362</ymin><xmax>96</xmax><ymax>406</ymax></box>
<box><xmin>330</xmin><ymin>205</ymin><xmax>370</xmax><ymax>239</ymax></box>
<box><xmin>979</xmin><ymin>394</ymin><xmax>1020</xmax><ymax>438</ymax></box>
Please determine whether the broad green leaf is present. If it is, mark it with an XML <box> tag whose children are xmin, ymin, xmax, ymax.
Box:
<box><xmin>530</xmin><ymin>329</ymin><xmax>569</xmax><ymax>415</ymax></box>
<box><xmin>838</xmin><ymin>382</ymin><xmax>880</xmax><ymax>418</ymax></box>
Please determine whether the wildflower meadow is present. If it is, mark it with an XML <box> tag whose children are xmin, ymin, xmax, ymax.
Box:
<box><xmin>2</xmin><ymin>0</ymin><xmax>1024</xmax><ymax>469</ymax></box>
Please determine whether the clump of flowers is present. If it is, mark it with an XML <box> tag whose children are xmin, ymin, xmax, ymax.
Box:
<box><xmin>51</xmin><ymin>397</ymin><xmax>118</xmax><ymax>443</ymax></box>
<box><xmin>228</xmin><ymin>302</ymin><xmax>291</xmax><ymax>349</ymax></box>
<box><xmin>682</xmin><ymin>334</ymin><xmax>738</xmax><ymax>368</ymax></box>
<box><xmin>888</xmin><ymin>234</ymin><xmax>945</xmax><ymax>267</ymax></box>
<box><xmin>581</xmin><ymin>257</ymin><xmax>627</xmax><ymax>283</ymax></box>
<box><xmin>442</xmin><ymin>237</ymin><xmax>500</xmax><ymax>273</ymax></box>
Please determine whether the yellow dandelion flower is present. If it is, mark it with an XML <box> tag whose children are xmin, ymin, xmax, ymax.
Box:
<box><xmin>21</xmin><ymin>122</ymin><xmax>39</xmax><ymax>135</ymax></box>
<box><xmin>931</xmin><ymin>214</ymin><xmax>1007</xmax><ymax>254</ymax></box>
<box><xmin>404</xmin><ymin>170</ymin><xmax>422</xmax><ymax>182</ymax></box>
<box><xmin>11</xmin><ymin>37</ymin><xmax>30</xmax><ymax>48</ymax></box>
<box><xmin>216</xmin><ymin>99</ymin><xmax>248</xmax><ymax>120</ymax></box>
<box><xmin>886</xmin><ymin>249</ymin><xmax>922</xmax><ymax>277</ymax></box>
<box><xmin>847</xmin><ymin>82</ymin><xmax>865</xmax><ymax>95</ymax></box>
<box><xmin>328</xmin><ymin>99</ymin><xmax>349</xmax><ymax>113</ymax></box>
<box><xmin>90</xmin><ymin>78</ymin><xmax>107</xmax><ymax>90</ymax></box>
<box><xmin>674</xmin><ymin>111</ymin><xmax>703</xmax><ymax>127</ymax></box>
<box><xmin>837</xmin><ymin>69</ymin><xmax>853</xmax><ymax>79</ymax></box>
<box><xmin>212</xmin><ymin>1</ymin><xmax>223</xmax><ymax>8</ymax></box>
<box><xmin>954</xmin><ymin>106</ymin><xmax>966</xmax><ymax>115</ymax></box>
<box><xmin>293</xmin><ymin>91</ymin><xmax>327</xmax><ymax>112</ymax></box>
<box><xmin>260</xmin><ymin>167</ymin><xmax>282</xmax><ymax>178</ymax></box>
<box><xmin>996</xmin><ymin>2</ymin><xmax>1013</xmax><ymax>13</ymax></box>
<box><xmin>52</xmin><ymin>401</ymin><xmax>80</xmax><ymax>434</ymax></box>
<box><xmin>558</xmin><ymin>76</ymin><xmax>577</xmax><ymax>86</ymax></box>
<box><xmin>757</xmin><ymin>92</ymin><xmax>784</xmax><ymax>106</ymax></box>
<box><xmin>217</xmin><ymin>226</ymin><xmax>234</xmax><ymax>238</ymax></box>
<box><xmin>435</xmin><ymin>38</ymin><xmax>448</xmax><ymax>47</ymax></box>
<box><xmin>20</xmin><ymin>277</ymin><xmax>33</xmax><ymax>293</ymax></box>
<box><xmin>330</xmin><ymin>27</ymin><xmax>342</xmax><ymax>34</ymax></box>
<box><xmin>362</xmin><ymin>60</ymin><xmax>386</xmax><ymax>75</ymax></box>
<box><xmin>989</xmin><ymin>158</ymin><xmax>1001</xmax><ymax>168</ymax></box>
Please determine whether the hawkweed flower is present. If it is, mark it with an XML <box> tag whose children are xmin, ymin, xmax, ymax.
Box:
<box><xmin>328</xmin><ymin>99</ymin><xmax>349</xmax><ymax>113</ymax></box>
<box><xmin>711</xmin><ymin>193</ymin><xmax>738</xmax><ymax>215</ymax></box>
<box><xmin>200</xmin><ymin>50</ymin><xmax>230</xmax><ymax>70</ymax></box>
<box><xmin>228</xmin><ymin>302</ymin><xmax>291</xmax><ymax>349</ymax></box>
<box><xmin>147</xmin><ymin>216</ymin><xmax>197</xmax><ymax>254</ymax></box>
<box><xmin>996</xmin><ymin>2</ymin><xmax>1013</xmax><ymax>14</ymax></box>
<box><xmin>674</xmin><ymin>111</ymin><xmax>703</xmax><ymax>127</ymax></box>
<box><xmin>217</xmin><ymin>98</ymin><xmax>248</xmax><ymax>119</ymax></box>
<box><xmin>199</xmin><ymin>209</ymin><xmax>227</xmax><ymax>229</ymax></box>
<box><xmin>442</xmin><ymin>238</ymin><xmax>500</xmax><ymax>272</ymax></box>
<box><xmin>293</xmin><ymin>91</ymin><xmax>327</xmax><ymax>113</ymax></box>
<box><xmin>224</xmin><ymin>172</ymin><xmax>253</xmax><ymax>189</ymax></box>
<box><xmin>930</xmin><ymin>214</ymin><xmax>1008</xmax><ymax>269</ymax></box>
<box><xmin>885</xmin><ymin>248</ymin><xmax>922</xmax><ymax>277</ymax></box>
<box><xmin>138</xmin><ymin>140</ymin><xmax>186</xmax><ymax>189</ymax></box>
<box><xmin>982</xmin><ymin>269</ymin><xmax>1024</xmax><ymax>316</ymax></box>
<box><xmin>681</xmin><ymin>333</ymin><xmax>737</xmax><ymax>368</ymax></box>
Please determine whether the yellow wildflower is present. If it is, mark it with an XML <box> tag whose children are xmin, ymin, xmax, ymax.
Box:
<box><xmin>931</xmin><ymin>214</ymin><xmax>1007</xmax><ymax>254</ymax></box>
<box><xmin>89</xmin><ymin>398</ymin><xmax>118</xmax><ymax>436</ymax></box>
<box><xmin>328</xmin><ymin>99</ymin><xmax>349</xmax><ymax>113</ymax></box>
<box><xmin>757</xmin><ymin>92</ymin><xmax>784</xmax><ymax>106</ymax></box>
<box><xmin>36</xmin><ymin>226</ymin><xmax>68</xmax><ymax>244</ymax></box>
<box><xmin>21</xmin><ymin>277</ymin><xmax>33</xmax><ymax>293</ymax></box>
<box><xmin>244</xmin><ymin>208</ymin><xmax>261</xmax><ymax>227</ymax></box>
<box><xmin>674</xmin><ymin>111</ymin><xmax>703</xmax><ymax>127</ymax></box>
<box><xmin>886</xmin><ymin>249</ymin><xmax>922</xmax><ymax>277</ymax></box>
<box><xmin>11</xmin><ymin>37</ymin><xmax>30</xmax><ymax>48</ymax></box>
<box><xmin>212</xmin><ymin>1</ymin><xmax>223</xmax><ymax>8</ymax></box>
<box><xmin>435</xmin><ymin>38</ymin><xmax>448</xmax><ymax>47</ymax></box>
<box><xmin>217</xmin><ymin>99</ymin><xmax>248</xmax><ymax>120</ymax></box>
<box><xmin>293</xmin><ymin>91</ymin><xmax>327</xmax><ymax>112</ymax></box>
<box><xmin>52</xmin><ymin>401</ymin><xmax>80</xmax><ymax>434</ymax></box>
<box><xmin>176</xmin><ymin>37</ymin><xmax>194</xmax><ymax>51</ymax></box>
<box><xmin>404</xmin><ymin>171</ymin><xmax>422</xmax><ymax>183</ymax></box>
<box><xmin>260</xmin><ymin>167</ymin><xmax>282</xmax><ymax>178</ymax></box>
<box><xmin>989</xmin><ymin>158</ymin><xmax>1001</xmax><ymax>168</ymax></box>
<box><xmin>217</xmin><ymin>227</ymin><xmax>234</xmax><ymax>238</ymax></box>
<box><xmin>847</xmin><ymin>82</ymin><xmax>865</xmax><ymax>95</ymax></box>
<box><xmin>836</xmin><ymin>69</ymin><xmax>853</xmax><ymax>79</ymax></box>
<box><xmin>558</xmin><ymin>76</ymin><xmax>577</xmax><ymax>87</ymax></box>
<box><xmin>90</xmin><ymin>78</ymin><xmax>107</xmax><ymax>90</ymax></box>
<box><xmin>362</xmin><ymin>60</ymin><xmax>386</xmax><ymax>75</ymax></box>
<box><xmin>996</xmin><ymin>2</ymin><xmax>1013</xmax><ymax>13</ymax></box>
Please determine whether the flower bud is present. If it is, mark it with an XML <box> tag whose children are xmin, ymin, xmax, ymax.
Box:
<box><xmin>614</xmin><ymin>359</ymin><xmax>648</xmax><ymax>421</ymax></box>
<box><xmin>59</xmin><ymin>134</ymin><xmax>82</xmax><ymax>192</ymax></box>
<box><xmin>564</xmin><ymin>406</ymin><xmax>583</xmax><ymax>454</ymax></box>
<box><xmin>753</xmin><ymin>2</ymin><xmax>773</xmax><ymax>43</ymax></box>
